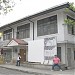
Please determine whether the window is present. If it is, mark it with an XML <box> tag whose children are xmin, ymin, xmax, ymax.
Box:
<box><xmin>67</xmin><ymin>16</ymin><xmax>75</xmax><ymax>35</ymax></box>
<box><xmin>3</xmin><ymin>29</ymin><xmax>12</xmax><ymax>40</ymax></box>
<box><xmin>37</xmin><ymin>15</ymin><xmax>57</xmax><ymax>36</ymax></box>
<box><xmin>17</xmin><ymin>23</ymin><xmax>30</xmax><ymax>39</ymax></box>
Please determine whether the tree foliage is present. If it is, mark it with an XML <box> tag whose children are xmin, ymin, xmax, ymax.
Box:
<box><xmin>0</xmin><ymin>0</ymin><xmax>21</xmax><ymax>15</ymax></box>
<box><xmin>0</xmin><ymin>0</ymin><xmax>15</xmax><ymax>14</ymax></box>
<box><xmin>69</xmin><ymin>2</ymin><xmax>75</xmax><ymax>11</ymax></box>
<box><xmin>64</xmin><ymin>2</ymin><xmax>75</xmax><ymax>26</ymax></box>
<box><xmin>64</xmin><ymin>19</ymin><xmax>75</xmax><ymax>26</ymax></box>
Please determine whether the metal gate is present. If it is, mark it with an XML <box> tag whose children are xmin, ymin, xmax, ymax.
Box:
<box><xmin>3</xmin><ymin>49</ymin><xmax>12</xmax><ymax>63</ymax></box>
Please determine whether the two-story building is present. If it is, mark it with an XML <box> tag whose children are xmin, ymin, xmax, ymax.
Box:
<box><xmin>0</xmin><ymin>2</ymin><xmax>75</xmax><ymax>68</ymax></box>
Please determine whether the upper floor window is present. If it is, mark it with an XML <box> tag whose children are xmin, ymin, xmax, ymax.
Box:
<box><xmin>67</xmin><ymin>16</ymin><xmax>75</xmax><ymax>35</ymax></box>
<box><xmin>17</xmin><ymin>23</ymin><xmax>30</xmax><ymax>39</ymax></box>
<box><xmin>3</xmin><ymin>29</ymin><xmax>12</xmax><ymax>40</ymax></box>
<box><xmin>37</xmin><ymin>15</ymin><xmax>57</xmax><ymax>36</ymax></box>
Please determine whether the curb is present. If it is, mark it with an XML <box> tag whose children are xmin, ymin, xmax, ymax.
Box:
<box><xmin>0</xmin><ymin>66</ymin><xmax>50</xmax><ymax>75</ymax></box>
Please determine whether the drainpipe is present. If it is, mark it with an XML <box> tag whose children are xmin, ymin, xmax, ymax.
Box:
<box><xmin>27</xmin><ymin>19</ymin><xmax>34</xmax><ymax>40</ymax></box>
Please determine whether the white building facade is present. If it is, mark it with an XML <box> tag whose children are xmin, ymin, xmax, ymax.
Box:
<box><xmin>0</xmin><ymin>2</ymin><xmax>75</xmax><ymax>68</ymax></box>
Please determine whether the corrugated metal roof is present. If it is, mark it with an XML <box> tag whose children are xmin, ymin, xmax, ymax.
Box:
<box><xmin>7</xmin><ymin>39</ymin><xmax>28</xmax><ymax>46</ymax></box>
<box><xmin>13</xmin><ymin>39</ymin><xmax>28</xmax><ymax>45</ymax></box>
<box><xmin>0</xmin><ymin>2</ymin><xmax>70</xmax><ymax>30</ymax></box>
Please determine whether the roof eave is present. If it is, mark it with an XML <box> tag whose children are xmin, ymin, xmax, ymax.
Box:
<box><xmin>0</xmin><ymin>2</ymin><xmax>70</xmax><ymax>30</ymax></box>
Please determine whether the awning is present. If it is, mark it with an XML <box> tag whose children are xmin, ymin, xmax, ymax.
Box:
<box><xmin>7</xmin><ymin>39</ymin><xmax>28</xmax><ymax>47</ymax></box>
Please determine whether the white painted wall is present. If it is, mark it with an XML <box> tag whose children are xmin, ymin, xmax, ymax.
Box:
<box><xmin>28</xmin><ymin>39</ymin><xmax>44</xmax><ymax>64</ymax></box>
<box><xmin>7</xmin><ymin>40</ymin><xmax>18</xmax><ymax>46</ymax></box>
<box><xmin>33</xmin><ymin>9</ymin><xmax>66</xmax><ymax>43</ymax></box>
<box><xmin>0</xmin><ymin>8</ymin><xmax>75</xmax><ymax>67</ymax></box>
<box><xmin>67</xmin><ymin>44</ymin><xmax>75</xmax><ymax>68</ymax></box>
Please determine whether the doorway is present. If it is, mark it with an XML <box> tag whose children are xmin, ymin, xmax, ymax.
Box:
<box><xmin>20</xmin><ymin>49</ymin><xmax>26</xmax><ymax>63</ymax></box>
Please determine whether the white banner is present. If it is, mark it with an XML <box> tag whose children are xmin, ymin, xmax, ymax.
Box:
<box><xmin>44</xmin><ymin>37</ymin><xmax>57</xmax><ymax>64</ymax></box>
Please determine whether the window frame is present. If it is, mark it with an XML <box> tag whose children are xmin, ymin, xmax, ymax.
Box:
<box><xmin>3</xmin><ymin>29</ymin><xmax>12</xmax><ymax>40</ymax></box>
<box><xmin>17</xmin><ymin>23</ymin><xmax>30</xmax><ymax>39</ymax></box>
<box><xmin>67</xmin><ymin>16</ymin><xmax>75</xmax><ymax>35</ymax></box>
<box><xmin>37</xmin><ymin>15</ymin><xmax>57</xmax><ymax>36</ymax></box>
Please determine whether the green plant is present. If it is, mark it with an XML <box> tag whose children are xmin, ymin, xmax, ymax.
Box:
<box><xmin>64</xmin><ymin>2</ymin><xmax>75</xmax><ymax>26</ymax></box>
<box><xmin>69</xmin><ymin>2</ymin><xmax>75</xmax><ymax>11</ymax></box>
<box><xmin>0</xmin><ymin>0</ymin><xmax>21</xmax><ymax>15</ymax></box>
<box><xmin>64</xmin><ymin>19</ymin><xmax>75</xmax><ymax>26</ymax></box>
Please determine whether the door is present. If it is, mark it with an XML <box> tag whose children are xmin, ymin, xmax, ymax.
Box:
<box><xmin>57</xmin><ymin>47</ymin><xmax>61</xmax><ymax>61</ymax></box>
<box><xmin>20</xmin><ymin>49</ymin><xmax>26</xmax><ymax>63</ymax></box>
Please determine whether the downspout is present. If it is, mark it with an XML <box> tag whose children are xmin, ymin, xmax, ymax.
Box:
<box><xmin>27</xmin><ymin>19</ymin><xmax>34</xmax><ymax>40</ymax></box>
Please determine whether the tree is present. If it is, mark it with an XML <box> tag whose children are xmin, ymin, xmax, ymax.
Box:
<box><xmin>64</xmin><ymin>18</ymin><xmax>75</xmax><ymax>26</ymax></box>
<box><xmin>0</xmin><ymin>0</ymin><xmax>21</xmax><ymax>15</ymax></box>
<box><xmin>64</xmin><ymin>2</ymin><xmax>75</xmax><ymax>26</ymax></box>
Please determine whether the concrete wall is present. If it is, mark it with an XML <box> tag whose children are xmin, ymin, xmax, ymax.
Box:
<box><xmin>67</xmin><ymin>44</ymin><xmax>75</xmax><ymax>68</ymax></box>
<box><xmin>0</xmin><ymin>8</ymin><xmax>75</xmax><ymax>68</ymax></box>
<box><xmin>58</xmin><ymin>43</ymin><xmax>75</xmax><ymax>68</ymax></box>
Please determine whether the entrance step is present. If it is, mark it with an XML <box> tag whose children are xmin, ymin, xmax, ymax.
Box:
<box><xmin>21</xmin><ymin>62</ymin><xmax>67</xmax><ymax>71</ymax></box>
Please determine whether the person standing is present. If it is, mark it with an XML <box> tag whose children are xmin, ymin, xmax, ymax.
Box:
<box><xmin>51</xmin><ymin>55</ymin><xmax>62</xmax><ymax>71</ymax></box>
<box><xmin>16</xmin><ymin>53</ymin><xmax>21</xmax><ymax>66</ymax></box>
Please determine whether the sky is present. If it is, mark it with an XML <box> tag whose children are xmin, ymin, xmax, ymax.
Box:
<box><xmin>0</xmin><ymin>0</ymin><xmax>75</xmax><ymax>27</ymax></box>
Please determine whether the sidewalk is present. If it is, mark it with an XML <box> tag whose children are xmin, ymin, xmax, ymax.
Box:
<box><xmin>0</xmin><ymin>64</ymin><xmax>74</xmax><ymax>75</ymax></box>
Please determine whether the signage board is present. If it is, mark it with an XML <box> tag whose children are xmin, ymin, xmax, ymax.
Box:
<box><xmin>44</xmin><ymin>37</ymin><xmax>57</xmax><ymax>64</ymax></box>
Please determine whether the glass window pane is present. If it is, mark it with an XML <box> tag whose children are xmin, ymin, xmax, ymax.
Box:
<box><xmin>17</xmin><ymin>23</ymin><xmax>30</xmax><ymax>39</ymax></box>
<box><xmin>37</xmin><ymin>15</ymin><xmax>57</xmax><ymax>36</ymax></box>
<box><xmin>3</xmin><ymin>29</ymin><xmax>12</xmax><ymax>40</ymax></box>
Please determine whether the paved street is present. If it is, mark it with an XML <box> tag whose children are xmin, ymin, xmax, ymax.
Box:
<box><xmin>0</xmin><ymin>67</ymin><xmax>35</xmax><ymax>75</ymax></box>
